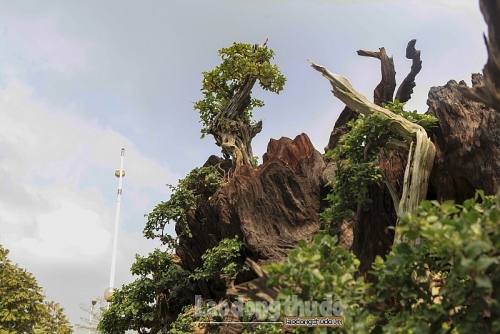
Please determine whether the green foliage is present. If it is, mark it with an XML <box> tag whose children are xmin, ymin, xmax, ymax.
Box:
<box><xmin>269</xmin><ymin>191</ymin><xmax>500</xmax><ymax>333</ymax></box>
<box><xmin>102</xmin><ymin>166</ymin><xmax>226</xmax><ymax>333</ymax></box>
<box><xmin>252</xmin><ymin>155</ymin><xmax>260</xmax><ymax>167</ymax></box>
<box><xmin>169</xmin><ymin>306</ymin><xmax>196</xmax><ymax>334</ymax></box>
<box><xmin>194</xmin><ymin>42</ymin><xmax>286</xmax><ymax>138</ymax></box>
<box><xmin>382</xmin><ymin>100</ymin><xmax>438</xmax><ymax>129</ymax></box>
<box><xmin>321</xmin><ymin>100</ymin><xmax>437</xmax><ymax>230</ymax></box>
<box><xmin>0</xmin><ymin>244</ymin><xmax>72</xmax><ymax>334</ymax></box>
<box><xmin>265</xmin><ymin>233</ymin><xmax>374</xmax><ymax>333</ymax></box>
<box><xmin>372</xmin><ymin>190</ymin><xmax>500</xmax><ymax>333</ymax></box>
<box><xmin>143</xmin><ymin>165</ymin><xmax>222</xmax><ymax>248</ymax></box>
<box><xmin>34</xmin><ymin>301</ymin><xmax>73</xmax><ymax>334</ymax></box>
<box><xmin>98</xmin><ymin>249</ymin><xmax>189</xmax><ymax>334</ymax></box>
<box><xmin>191</xmin><ymin>236</ymin><xmax>248</xmax><ymax>282</ymax></box>
<box><xmin>247</xmin><ymin>323</ymin><xmax>282</xmax><ymax>334</ymax></box>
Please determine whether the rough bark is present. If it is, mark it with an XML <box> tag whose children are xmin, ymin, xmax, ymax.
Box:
<box><xmin>357</xmin><ymin>47</ymin><xmax>396</xmax><ymax>105</ymax></box>
<box><xmin>176</xmin><ymin>133</ymin><xmax>325</xmax><ymax>300</ymax></box>
<box><xmin>453</xmin><ymin>0</ymin><xmax>500</xmax><ymax>113</ymax></box>
<box><xmin>427</xmin><ymin>74</ymin><xmax>500</xmax><ymax>202</ymax></box>
<box><xmin>324</xmin><ymin>106</ymin><xmax>358</xmax><ymax>152</ymax></box>
<box><xmin>210</xmin><ymin>73</ymin><xmax>262</xmax><ymax>168</ymax></box>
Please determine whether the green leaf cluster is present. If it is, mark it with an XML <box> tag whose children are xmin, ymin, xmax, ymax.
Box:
<box><xmin>265</xmin><ymin>233</ymin><xmax>373</xmax><ymax>333</ymax></box>
<box><xmin>321</xmin><ymin>100</ymin><xmax>437</xmax><ymax>230</ymax></box>
<box><xmin>191</xmin><ymin>236</ymin><xmax>248</xmax><ymax>282</ymax></box>
<box><xmin>98</xmin><ymin>249</ymin><xmax>188</xmax><ymax>334</ymax></box>
<box><xmin>372</xmin><ymin>191</ymin><xmax>500</xmax><ymax>333</ymax></box>
<box><xmin>0</xmin><ymin>244</ymin><xmax>72</xmax><ymax>334</ymax></box>
<box><xmin>194</xmin><ymin>42</ymin><xmax>286</xmax><ymax>138</ymax></box>
<box><xmin>165</xmin><ymin>237</ymin><xmax>249</xmax><ymax>332</ymax></box>
<box><xmin>101</xmin><ymin>167</ymin><xmax>249</xmax><ymax>333</ymax></box>
<box><xmin>168</xmin><ymin>305</ymin><xmax>196</xmax><ymax>334</ymax></box>
<box><xmin>143</xmin><ymin>165</ymin><xmax>222</xmax><ymax>248</ymax></box>
<box><xmin>268</xmin><ymin>191</ymin><xmax>500</xmax><ymax>333</ymax></box>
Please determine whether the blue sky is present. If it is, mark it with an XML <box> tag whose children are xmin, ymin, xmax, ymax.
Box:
<box><xmin>0</xmin><ymin>0</ymin><xmax>487</xmax><ymax>331</ymax></box>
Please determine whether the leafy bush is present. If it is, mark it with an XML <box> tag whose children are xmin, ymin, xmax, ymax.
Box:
<box><xmin>0</xmin><ymin>244</ymin><xmax>72</xmax><ymax>334</ymax></box>
<box><xmin>321</xmin><ymin>100</ymin><xmax>437</xmax><ymax>230</ymax></box>
<box><xmin>265</xmin><ymin>232</ymin><xmax>373</xmax><ymax>333</ymax></box>
<box><xmin>143</xmin><ymin>165</ymin><xmax>222</xmax><ymax>248</ymax></box>
<box><xmin>194</xmin><ymin>42</ymin><xmax>286</xmax><ymax>138</ymax></box>
<box><xmin>372</xmin><ymin>191</ymin><xmax>500</xmax><ymax>333</ymax></box>
<box><xmin>267</xmin><ymin>191</ymin><xmax>500</xmax><ymax>333</ymax></box>
<box><xmin>191</xmin><ymin>236</ymin><xmax>248</xmax><ymax>285</ymax></box>
<box><xmin>169</xmin><ymin>306</ymin><xmax>196</xmax><ymax>334</ymax></box>
<box><xmin>98</xmin><ymin>249</ymin><xmax>188</xmax><ymax>334</ymax></box>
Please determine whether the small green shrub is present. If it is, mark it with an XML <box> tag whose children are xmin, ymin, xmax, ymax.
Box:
<box><xmin>143</xmin><ymin>165</ymin><xmax>222</xmax><ymax>248</ymax></box>
<box><xmin>169</xmin><ymin>305</ymin><xmax>196</xmax><ymax>334</ymax></box>
<box><xmin>321</xmin><ymin>100</ymin><xmax>437</xmax><ymax>231</ymax></box>
<box><xmin>265</xmin><ymin>232</ymin><xmax>373</xmax><ymax>333</ymax></box>
<box><xmin>99</xmin><ymin>249</ymin><xmax>188</xmax><ymax>333</ymax></box>
<box><xmin>191</xmin><ymin>236</ymin><xmax>248</xmax><ymax>284</ymax></box>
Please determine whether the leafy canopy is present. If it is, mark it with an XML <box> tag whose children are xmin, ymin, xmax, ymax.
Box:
<box><xmin>0</xmin><ymin>244</ymin><xmax>72</xmax><ymax>334</ymax></box>
<box><xmin>265</xmin><ymin>233</ymin><xmax>373</xmax><ymax>333</ymax></box>
<box><xmin>100</xmin><ymin>166</ymin><xmax>227</xmax><ymax>333</ymax></box>
<box><xmin>194</xmin><ymin>42</ymin><xmax>286</xmax><ymax>138</ymax></box>
<box><xmin>372</xmin><ymin>190</ymin><xmax>500</xmax><ymax>333</ymax></box>
<box><xmin>98</xmin><ymin>249</ymin><xmax>188</xmax><ymax>334</ymax></box>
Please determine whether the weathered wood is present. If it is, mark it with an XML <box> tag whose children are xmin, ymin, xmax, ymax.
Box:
<box><xmin>309</xmin><ymin>60</ymin><xmax>435</xmax><ymax>244</ymax></box>
<box><xmin>211</xmin><ymin>75</ymin><xmax>260</xmax><ymax>167</ymax></box>
<box><xmin>324</xmin><ymin>106</ymin><xmax>358</xmax><ymax>152</ymax></box>
<box><xmin>357</xmin><ymin>47</ymin><xmax>396</xmax><ymax>105</ymax></box>
<box><xmin>176</xmin><ymin>134</ymin><xmax>324</xmax><ymax>301</ymax></box>
<box><xmin>427</xmin><ymin>75</ymin><xmax>500</xmax><ymax>202</ymax></box>
<box><xmin>309</xmin><ymin>61</ymin><xmax>422</xmax><ymax>138</ymax></box>
<box><xmin>453</xmin><ymin>0</ymin><xmax>500</xmax><ymax>113</ymax></box>
<box><xmin>244</xmin><ymin>258</ymin><xmax>266</xmax><ymax>278</ymax></box>
<box><xmin>395</xmin><ymin>39</ymin><xmax>422</xmax><ymax>103</ymax></box>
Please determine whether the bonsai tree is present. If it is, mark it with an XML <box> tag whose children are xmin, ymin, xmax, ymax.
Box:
<box><xmin>194</xmin><ymin>40</ymin><xmax>286</xmax><ymax>168</ymax></box>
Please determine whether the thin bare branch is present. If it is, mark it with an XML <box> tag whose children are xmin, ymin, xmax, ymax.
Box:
<box><xmin>395</xmin><ymin>39</ymin><xmax>422</xmax><ymax>103</ymax></box>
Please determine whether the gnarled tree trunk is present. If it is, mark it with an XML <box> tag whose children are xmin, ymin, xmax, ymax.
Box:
<box><xmin>210</xmin><ymin>74</ymin><xmax>262</xmax><ymax>168</ymax></box>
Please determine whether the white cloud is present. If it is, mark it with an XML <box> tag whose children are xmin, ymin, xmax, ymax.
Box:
<box><xmin>3</xmin><ymin>16</ymin><xmax>93</xmax><ymax>74</ymax></box>
<box><xmin>16</xmin><ymin>199</ymin><xmax>111</xmax><ymax>258</ymax></box>
<box><xmin>0</xmin><ymin>74</ymin><xmax>173</xmax><ymax>260</ymax></box>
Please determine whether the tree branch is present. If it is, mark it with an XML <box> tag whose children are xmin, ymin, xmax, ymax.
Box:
<box><xmin>357</xmin><ymin>47</ymin><xmax>396</xmax><ymax>105</ymax></box>
<box><xmin>395</xmin><ymin>39</ymin><xmax>422</xmax><ymax>103</ymax></box>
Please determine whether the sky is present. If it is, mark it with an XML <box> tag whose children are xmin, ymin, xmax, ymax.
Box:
<box><xmin>0</xmin><ymin>0</ymin><xmax>488</xmax><ymax>332</ymax></box>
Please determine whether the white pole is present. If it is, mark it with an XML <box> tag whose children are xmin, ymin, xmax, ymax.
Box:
<box><xmin>89</xmin><ymin>301</ymin><xmax>94</xmax><ymax>334</ymax></box>
<box><xmin>109</xmin><ymin>148</ymin><xmax>125</xmax><ymax>291</ymax></box>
